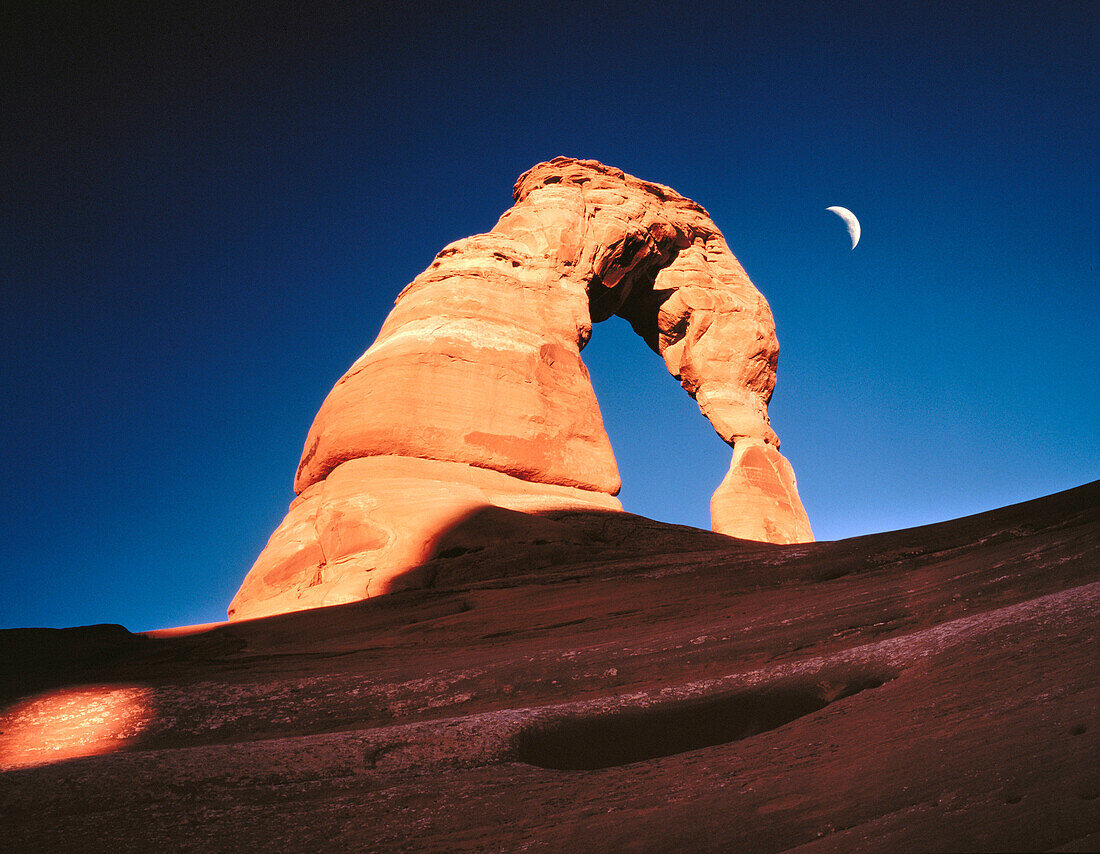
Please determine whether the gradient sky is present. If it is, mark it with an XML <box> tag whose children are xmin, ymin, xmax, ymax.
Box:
<box><xmin>3</xmin><ymin>1</ymin><xmax>1097</xmax><ymax>631</ymax></box>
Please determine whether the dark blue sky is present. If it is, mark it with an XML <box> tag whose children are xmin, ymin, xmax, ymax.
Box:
<box><xmin>3</xmin><ymin>1</ymin><xmax>1097</xmax><ymax>630</ymax></box>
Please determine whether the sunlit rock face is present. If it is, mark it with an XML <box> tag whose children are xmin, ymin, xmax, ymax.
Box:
<box><xmin>711</xmin><ymin>440</ymin><xmax>815</xmax><ymax>545</ymax></box>
<box><xmin>229</xmin><ymin>158</ymin><xmax>812</xmax><ymax>621</ymax></box>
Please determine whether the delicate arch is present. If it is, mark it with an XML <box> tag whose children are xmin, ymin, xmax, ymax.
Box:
<box><xmin>229</xmin><ymin>159</ymin><xmax>812</xmax><ymax>621</ymax></box>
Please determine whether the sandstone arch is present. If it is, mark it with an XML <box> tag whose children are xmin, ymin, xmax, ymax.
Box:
<box><xmin>229</xmin><ymin>158</ymin><xmax>812</xmax><ymax>621</ymax></box>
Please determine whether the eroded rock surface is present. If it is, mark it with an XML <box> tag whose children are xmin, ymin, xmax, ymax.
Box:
<box><xmin>230</xmin><ymin>158</ymin><xmax>812</xmax><ymax>620</ymax></box>
<box><xmin>3</xmin><ymin>483</ymin><xmax>1098</xmax><ymax>852</ymax></box>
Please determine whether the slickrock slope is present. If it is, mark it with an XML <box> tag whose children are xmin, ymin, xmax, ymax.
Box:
<box><xmin>1</xmin><ymin>482</ymin><xmax>1097</xmax><ymax>852</ymax></box>
<box><xmin>231</xmin><ymin>158</ymin><xmax>811</xmax><ymax>621</ymax></box>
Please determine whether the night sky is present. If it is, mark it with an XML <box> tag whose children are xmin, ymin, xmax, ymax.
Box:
<box><xmin>3</xmin><ymin>1</ymin><xmax>1097</xmax><ymax>631</ymax></box>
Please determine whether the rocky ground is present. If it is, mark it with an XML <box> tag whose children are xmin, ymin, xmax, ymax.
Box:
<box><xmin>1</xmin><ymin>481</ymin><xmax>1097</xmax><ymax>852</ymax></box>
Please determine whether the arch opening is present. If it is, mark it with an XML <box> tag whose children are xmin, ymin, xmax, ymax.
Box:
<box><xmin>581</xmin><ymin>316</ymin><xmax>729</xmax><ymax>532</ymax></box>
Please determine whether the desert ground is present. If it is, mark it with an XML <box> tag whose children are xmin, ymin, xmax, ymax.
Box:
<box><xmin>1</xmin><ymin>481</ymin><xmax>1097</xmax><ymax>852</ymax></box>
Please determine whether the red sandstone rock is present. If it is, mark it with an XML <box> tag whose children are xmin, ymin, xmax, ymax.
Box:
<box><xmin>3</xmin><ymin>483</ymin><xmax>1098</xmax><ymax>851</ymax></box>
<box><xmin>711</xmin><ymin>439</ymin><xmax>815</xmax><ymax>544</ymax></box>
<box><xmin>231</xmin><ymin>158</ymin><xmax>812</xmax><ymax>620</ymax></box>
<box><xmin>228</xmin><ymin>456</ymin><xmax>620</xmax><ymax>621</ymax></box>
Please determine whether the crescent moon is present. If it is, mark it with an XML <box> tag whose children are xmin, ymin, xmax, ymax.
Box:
<box><xmin>826</xmin><ymin>206</ymin><xmax>861</xmax><ymax>249</ymax></box>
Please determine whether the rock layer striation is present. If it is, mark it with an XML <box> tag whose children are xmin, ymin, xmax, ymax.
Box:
<box><xmin>230</xmin><ymin>158</ymin><xmax>812</xmax><ymax>621</ymax></box>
